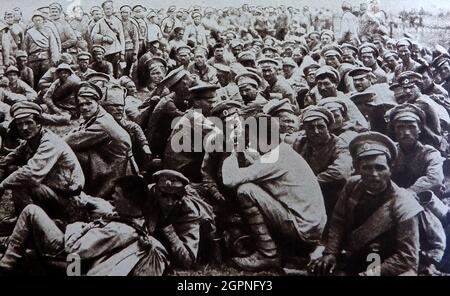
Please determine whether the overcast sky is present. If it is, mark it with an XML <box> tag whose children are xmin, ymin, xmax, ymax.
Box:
<box><xmin>7</xmin><ymin>0</ymin><xmax>450</xmax><ymax>18</ymax></box>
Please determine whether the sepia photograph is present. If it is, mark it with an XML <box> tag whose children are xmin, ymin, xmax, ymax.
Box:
<box><xmin>0</xmin><ymin>0</ymin><xmax>447</xmax><ymax>282</ymax></box>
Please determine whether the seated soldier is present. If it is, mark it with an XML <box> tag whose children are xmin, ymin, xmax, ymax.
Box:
<box><xmin>37</xmin><ymin>53</ymin><xmax>74</xmax><ymax>93</ymax></box>
<box><xmin>163</xmin><ymin>83</ymin><xmax>222</xmax><ymax>182</ymax></box>
<box><xmin>310</xmin><ymin>132</ymin><xmax>424</xmax><ymax>276</ymax></box>
<box><xmin>222</xmin><ymin>114</ymin><xmax>327</xmax><ymax>271</ymax></box>
<box><xmin>90</xmin><ymin>45</ymin><xmax>113</xmax><ymax>76</ymax></box>
<box><xmin>262</xmin><ymin>98</ymin><xmax>300</xmax><ymax>144</ymax></box>
<box><xmin>64</xmin><ymin>82</ymin><xmax>136</xmax><ymax>199</ymax></box>
<box><xmin>235</xmin><ymin>71</ymin><xmax>268</xmax><ymax>107</ymax></box>
<box><xmin>0</xmin><ymin>175</ymin><xmax>169</xmax><ymax>276</ymax></box>
<box><xmin>4</xmin><ymin>66</ymin><xmax>37</xmax><ymax>101</ymax></box>
<box><xmin>100</xmin><ymin>84</ymin><xmax>153</xmax><ymax>173</ymax></box>
<box><xmin>388</xmin><ymin>104</ymin><xmax>445</xmax><ymax>196</ymax></box>
<box><xmin>292</xmin><ymin>106</ymin><xmax>352</xmax><ymax>216</ymax></box>
<box><xmin>0</xmin><ymin>102</ymin><xmax>84</xmax><ymax>219</ymax></box>
<box><xmin>146</xmin><ymin>170</ymin><xmax>216</xmax><ymax>270</ymax></box>
<box><xmin>74</xmin><ymin>52</ymin><xmax>96</xmax><ymax>81</ymax></box>
<box><xmin>318</xmin><ymin>98</ymin><xmax>358</xmax><ymax>146</ymax></box>
<box><xmin>42</xmin><ymin>63</ymin><xmax>81</xmax><ymax>124</ymax></box>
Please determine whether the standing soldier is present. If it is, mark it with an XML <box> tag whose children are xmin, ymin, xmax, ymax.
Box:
<box><xmin>184</xmin><ymin>11</ymin><xmax>208</xmax><ymax>48</ymax></box>
<box><xmin>120</xmin><ymin>5</ymin><xmax>140</xmax><ymax>77</ymax></box>
<box><xmin>91</xmin><ymin>0</ymin><xmax>125</xmax><ymax>78</ymax></box>
<box><xmin>339</xmin><ymin>2</ymin><xmax>360</xmax><ymax>44</ymax></box>
<box><xmin>24</xmin><ymin>11</ymin><xmax>60</xmax><ymax>89</ymax></box>
<box><xmin>133</xmin><ymin>5</ymin><xmax>148</xmax><ymax>58</ymax></box>
<box><xmin>48</xmin><ymin>2</ymin><xmax>78</xmax><ymax>59</ymax></box>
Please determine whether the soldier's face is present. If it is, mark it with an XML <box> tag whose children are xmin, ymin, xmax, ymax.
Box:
<box><xmin>360</xmin><ymin>53</ymin><xmax>376</xmax><ymax>67</ymax></box>
<box><xmin>193</xmin><ymin>98</ymin><xmax>215</xmax><ymax>116</ymax></box>
<box><xmin>50</xmin><ymin>7</ymin><xmax>60</xmax><ymax>20</ymax></box>
<box><xmin>177</xmin><ymin>52</ymin><xmax>190</xmax><ymax>65</ymax></box>
<box><xmin>78</xmin><ymin>97</ymin><xmax>99</xmax><ymax>119</ymax></box>
<box><xmin>79</xmin><ymin>60</ymin><xmax>89</xmax><ymax>71</ymax></box>
<box><xmin>282</xmin><ymin>65</ymin><xmax>295</xmax><ymax>78</ymax></box>
<box><xmin>278</xmin><ymin>111</ymin><xmax>297</xmax><ymax>134</ymax></box>
<box><xmin>261</xmin><ymin>66</ymin><xmax>277</xmax><ymax>82</ymax></box>
<box><xmin>6</xmin><ymin>72</ymin><xmax>18</xmax><ymax>83</ymax></box>
<box><xmin>395</xmin><ymin>120</ymin><xmax>420</xmax><ymax>146</ymax></box>
<box><xmin>194</xmin><ymin>53</ymin><xmax>207</xmax><ymax>67</ymax></box>
<box><xmin>358</xmin><ymin>154</ymin><xmax>391</xmax><ymax>195</ymax></box>
<box><xmin>93</xmin><ymin>52</ymin><xmax>104</xmax><ymax>62</ymax></box>
<box><xmin>121</xmin><ymin>11</ymin><xmax>130</xmax><ymax>19</ymax></box>
<box><xmin>398</xmin><ymin>46</ymin><xmax>411</xmax><ymax>61</ymax></box>
<box><xmin>384</xmin><ymin>56</ymin><xmax>398</xmax><ymax>69</ymax></box>
<box><xmin>92</xmin><ymin>11</ymin><xmax>103</xmax><ymax>20</ymax></box>
<box><xmin>193</xmin><ymin>16</ymin><xmax>202</xmax><ymax>25</ymax></box>
<box><xmin>321</xmin><ymin>35</ymin><xmax>332</xmax><ymax>45</ymax></box>
<box><xmin>353</xmin><ymin>76</ymin><xmax>371</xmax><ymax>92</ymax></box>
<box><xmin>304</xmin><ymin>118</ymin><xmax>329</xmax><ymax>145</ymax></box>
<box><xmin>214</xmin><ymin>48</ymin><xmax>224</xmax><ymax>59</ymax></box>
<box><xmin>292</xmin><ymin>52</ymin><xmax>303</xmax><ymax>65</ymax></box>
<box><xmin>342</xmin><ymin>53</ymin><xmax>355</xmax><ymax>64</ymax></box>
<box><xmin>231</xmin><ymin>46</ymin><xmax>243</xmax><ymax>57</ymax></box>
<box><xmin>57</xmin><ymin>70</ymin><xmax>71</xmax><ymax>82</ymax></box>
<box><xmin>439</xmin><ymin>63</ymin><xmax>450</xmax><ymax>80</ymax></box>
<box><xmin>103</xmin><ymin>104</ymin><xmax>124</xmax><ymax>121</ymax></box>
<box><xmin>331</xmin><ymin>109</ymin><xmax>344</xmax><ymax>131</ymax></box>
<box><xmin>4</xmin><ymin>14</ymin><xmax>14</xmax><ymax>25</ymax></box>
<box><xmin>33</xmin><ymin>16</ymin><xmax>45</xmax><ymax>29</ymax></box>
<box><xmin>317</xmin><ymin>77</ymin><xmax>337</xmax><ymax>98</ymax></box>
<box><xmin>402</xmin><ymin>84</ymin><xmax>421</xmax><ymax>101</ymax></box>
<box><xmin>421</xmin><ymin>72</ymin><xmax>433</xmax><ymax>90</ymax></box>
<box><xmin>149</xmin><ymin>68</ymin><xmax>164</xmax><ymax>84</ymax></box>
<box><xmin>325</xmin><ymin>56</ymin><xmax>340</xmax><ymax>69</ymax></box>
<box><xmin>103</xmin><ymin>3</ymin><xmax>114</xmax><ymax>17</ymax></box>
<box><xmin>239</xmin><ymin>84</ymin><xmax>258</xmax><ymax>103</ymax></box>
<box><xmin>15</xmin><ymin>116</ymin><xmax>41</xmax><ymax>140</ymax></box>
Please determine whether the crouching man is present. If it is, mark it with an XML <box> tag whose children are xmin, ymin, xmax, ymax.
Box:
<box><xmin>0</xmin><ymin>175</ymin><xmax>169</xmax><ymax>276</ymax></box>
<box><xmin>310</xmin><ymin>132</ymin><xmax>423</xmax><ymax>276</ymax></box>
<box><xmin>221</xmin><ymin>114</ymin><xmax>327</xmax><ymax>271</ymax></box>
<box><xmin>0</xmin><ymin>101</ymin><xmax>84</xmax><ymax>219</ymax></box>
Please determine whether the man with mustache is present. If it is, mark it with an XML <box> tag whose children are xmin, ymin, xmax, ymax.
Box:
<box><xmin>310</xmin><ymin>132</ymin><xmax>423</xmax><ymax>276</ymax></box>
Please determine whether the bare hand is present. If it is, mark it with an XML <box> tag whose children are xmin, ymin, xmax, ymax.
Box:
<box><xmin>308</xmin><ymin>254</ymin><xmax>337</xmax><ymax>275</ymax></box>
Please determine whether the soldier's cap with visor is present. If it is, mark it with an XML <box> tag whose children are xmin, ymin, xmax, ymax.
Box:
<box><xmin>212</xmin><ymin>64</ymin><xmax>231</xmax><ymax>73</ymax></box>
<box><xmin>145</xmin><ymin>57</ymin><xmax>168</xmax><ymax>72</ymax></box>
<box><xmin>302</xmin><ymin>60</ymin><xmax>321</xmax><ymax>76</ymax></box>
<box><xmin>342</xmin><ymin>1</ymin><xmax>352</xmax><ymax>10</ymax></box>
<box><xmin>15</xmin><ymin>50</ymin><xmax>27</xmax><ymax>59</ymax></box>
<box><xmin>120</xmin><ymin>5</ymin><xmax>133</xmax><ymax>13</ymax></box>
<box><xmin>433</xmin><ymin>54</ymin><xmax>450</xmax><ymax>69</ymax></box>
<box><xmin>176</xmin><ymin>45</ymin><xmax>192</xmax><ymax>55</ymax></box>
<box><xmin>257</xmin><ymin>58</ymin><xmax>280</xmax><ymax>69</ymax></box>
<box><xmin>307</xmin><ymin>31</ymin><xmax>320</xmax><ymax>39</ymax></box>
<box><xmin>282</xmin><ymin>57</ymin><xmax>297</xmax><ymax>68</ymax></box>
<box><xmin>90</xmin><ymin>6</ymin><xmax>102</xmax><ymax>14</ymax></box>
<box><xmin>301</xmin><ymin>105</ymin><xmax>335</xmax><ymax>126</ymax></box>
<box><xmin>77</xmin><ymin>52</ymin><xmax>92</xmax><ymax>61</ymax></box>
<box><xmin>383</xmin><ymin>50</ymin><xmax>399</xmax><ymax>60</ymax></box>
<box><xmin>132</xmin><ymin>5</ymin><xmax>147</xmax><ymax>12</ymax></box>
<box><xmin>10</xmin><ymin>101</ymin><xmax>43</xmax><ymax>120</ymax></box>
<box><xmin>349</xmin><ymin>92</ymin><xmax>377</xmax><ymax>106</ymax></box>
<box><xmin>320</xmin><ymin>29</ymin><xmax>334</xmax><ymax>40</ymax></box>
<box><xmin>322</xmin><ymin>46</ymin><xmax>343</xmax><ymax>59</ymax></box>
<box><xmin>92</xmin><ymin>45</ymin><xmax>106</xmax><ymax>55</ymax></box>
<box><xmin>262</xmin><ymin>46</ymin><xmax>278</xmax><ymax>54</ymax></box>
<box><xmin>398</xmin><ymin>71</ymin><xmax>422</xmax><ymax>87</ymax></box>
<box><xmin>101</xmin><ymin>84</ymin><xmax>127</xmax><ymax>107</ymax></box>
<box><xmin>348</xmin><ymin>67</ymin><xmax>374</xmax><ymax>79</ymax></box>
<box><xmin>193</xmin><ymin>46</ymin><xmax>209</xmax><ymax>57</ymax></box>
<box><xmin>340</xmin><ymin>43</ymin><xmax>358</xmax><ymax>55</ymax></box>
<box><xmin>160</xmin><ymin>66</ymin><xmax>190</xmax><ymax>89</ymax></box>
<box><xmin>263</xmin><ymin>98</ymin><xmax>294</xmax><ymax>116</ymax></box>
<box><xmin>388</xmin><ymin>103</ymin><xmax>425</xmax><ymax>125</ymax></box>
<box><xmin>235</xmin><ymin>71</ymin><xmax>262</xmax><ymax>88</ymax></box>
<box><xmin>396</xmin><ymin>38</ymin><xmax>412</xmax><ymax>49</ymax></box>
<box><xmin>211</xmin><ymin>100</ymin><xmax>243</xmax><ymax>119</ymax></box>
<box><xmin>318</xmin><ymin>97</ymin><xmax>349</xmax><ymax>115</ymax></box>
<box><xmin>230</xmin><ymin>39</ymin><xmax>244</xmax><ymax>49</ymax></box>
<box><xmin>76</xmin><ymin>82</ymin><xmax>103</xmax><ymax>101</ymax></box>
<box><xmin>237</xmin><ymin>51</ymin><xmax>256</xmax><ymax>62</ymax></box>
<box><xmin>359</xmin><ymin>43</ymin><xmax>379</xmax><ymax>57</ymax></box>
<box><xmin>85</xmin><ymin>72</ymin><xmax>111</xmax><ymax>84</ymax></box>
<box><xmin>5</xmin><ymin>66</ymin><xmax>19</xmax><ymax>75</ymax></box>
<box><xmin>153</xmin><ymin>169</ymin><xmax>190</xmax><ymax>190</ymax></box>
<box><xmin>31</xmin><ymin>11</ymin><xmax>45</xmax><ymax>21</ymax></box>
<box><xmin>189</xmin><ymin>83</ymin><xmax>220</xmax><ymax>99</ymax></box>
<box><xmin>349</xmin><ymin>131</ymin><xmax>397</xmax><ymax>161</ymax></box>
<box><xmin>55</xmin><ymin>63</ymin><xmax>74</xmax><ymax>74</ymax></box>
<box><xmin>315</xmin><ymin>66</ymin><xmax>340</xmax><ymax>83</ymax></box>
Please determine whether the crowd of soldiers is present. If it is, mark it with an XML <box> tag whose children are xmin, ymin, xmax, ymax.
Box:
<box><xmin>0</xmin><ymin>0</ymin><xmax>448</xmax><ymax>276</ymax></box>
